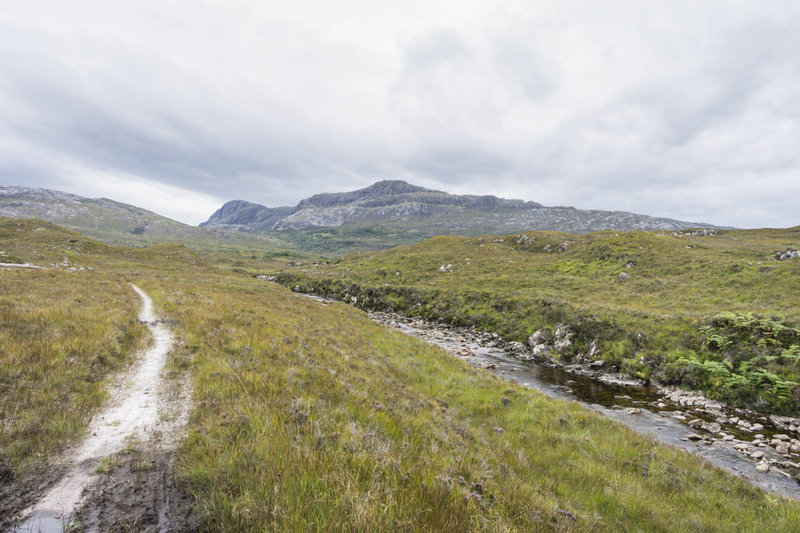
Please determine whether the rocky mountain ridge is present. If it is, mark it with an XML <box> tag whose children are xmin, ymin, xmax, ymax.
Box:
<box><xmin>1</xmin><ymin>182</ymin><xmax>723</xmax><ymax>255</ymax></box>
<box><xmin>202</xmin><ymin>179</ymin><xmax>717</xmax><ymax>235</ymax></box>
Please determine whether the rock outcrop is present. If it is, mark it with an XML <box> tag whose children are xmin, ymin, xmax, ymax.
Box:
<box><xmin>775</xmin><ymin>249</ymin><xmax>800</xmax><ymax>261</ymax></box>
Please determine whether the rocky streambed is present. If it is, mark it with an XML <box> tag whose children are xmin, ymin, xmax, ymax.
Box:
<box><xmin>361</xmin><ymin>308</ymin><xmax>800</xmax><ymax>500</ymax></box>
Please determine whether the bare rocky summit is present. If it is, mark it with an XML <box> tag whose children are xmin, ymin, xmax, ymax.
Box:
<box><xmin>202</xmin><ymin>179</ymin><xmax>718</xmax><ymax>236</ymax></box>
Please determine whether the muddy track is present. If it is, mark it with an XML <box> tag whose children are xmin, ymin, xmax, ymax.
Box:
<box><xmin>10</xmin><ymin>284</ymin><xmax>192</xmax><ymax>532</ymax></box>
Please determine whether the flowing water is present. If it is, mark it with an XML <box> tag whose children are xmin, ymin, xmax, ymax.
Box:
<box><xmin>278</xmin><ymin>286</ymin><xmax>800</xmax><ymax>501</ymax></box>
<box><xmin>365</xmin><ymin>310</ymin><xmax>800</xmax><ymax>499</ymax></box>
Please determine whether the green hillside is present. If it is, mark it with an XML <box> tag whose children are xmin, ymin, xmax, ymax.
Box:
<box><xmin>2</xmin><ymin>217</ymin><xmax>799</xmax><ymax>531</ymax></box>
<box><xmin>0</xmin><ymin>185</ymin><xmax>294</xmax><ymax>256</ymax></box>
<box><xmin>276</xmin><ymin>227</ymin><xmax>800</xmax><ymax>414</ymax></box>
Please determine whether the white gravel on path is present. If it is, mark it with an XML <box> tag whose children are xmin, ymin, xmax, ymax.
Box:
<box><xmin>14</xmin><ymin>284</ymin><xmax>174</xmax><ymax>532</ymax></box>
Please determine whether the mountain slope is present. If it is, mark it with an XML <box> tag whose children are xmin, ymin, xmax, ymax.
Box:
<box><xmin>203</xmin><ymin>179</ymin><xmax>718</xmax><ymax>237</ymax></box>
<box><xmin>0</xmin><ymin>185</ymin><xmax>287</xmax><ymax>250</ymax></box>
<box><xmin>201</xmin><ymin>199</ymin><xmax>295</xmax><ymax>231</ymax></box>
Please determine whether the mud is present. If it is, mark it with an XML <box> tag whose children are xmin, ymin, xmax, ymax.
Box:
<box><xmin>75</xmin><ymin>428</ymin><xmax>197</xmax><ymax>532</ymax></box>
<box><xmin>0</xmin><ymin>467</ymin><xmax>67</xmax><ymax>532</ymax></box>
<box><xmin>8</xmin><ymin>284</ymin><xmax>193</xmax><ymax>532</ymax></box>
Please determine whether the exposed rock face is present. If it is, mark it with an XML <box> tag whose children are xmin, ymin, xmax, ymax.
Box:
<box><xmin>199</xmin><ymin>200</ymin><xmax>294</xmax><ymax>232</ymax></box>
<box><xmin>527</xmin><ymin>329</ymin><xmax>550</xmax><ymax>346</ymax></box>
<box><xmin>553</xmin><ymin>326</ymin><xmax>573</xmax><ymax>352</ymax></box>
<box><xmin>201</xmin><ymin>179</ymin><xmax>719</xmax><ymax>236</ymax></box>
<box><xmin>507</xmin><ymin>342</ymin><xmax>526</xmax><ymax>355</ymax></box>
<box><xmin>672</xmin><ymin>229</ymin><xmax>719</xmax><ymax>237</ymax></box>
<box><xmin>295</xmin><ymin>180</ymin><xmax>538</xmax><ymax>211</ymax></box>
<box><xmin>586</xmin><ymin>340</ymin><xmax>600</xmax><ymax>360</ymax></box>
<box><xmin>533</xmin><ymin>344</ymin><xmax>553</xmax><ymax>357</ymax></box>
<box><xmin>526</xmin><ymin>326</ymin><xmax>576</xmax><ymax>359</ymax></box>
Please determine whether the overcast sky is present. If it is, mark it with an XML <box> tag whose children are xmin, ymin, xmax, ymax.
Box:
<box><xmin>2</xmin><ymin>1</ymin><xmax>799</xmax><ymax>227</ymax></box>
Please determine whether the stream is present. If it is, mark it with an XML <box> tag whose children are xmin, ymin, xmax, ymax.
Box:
<box><xmin>303</xmin><ymin>294</ymin><xmax>800</xmax><ymax>500</ymax></box>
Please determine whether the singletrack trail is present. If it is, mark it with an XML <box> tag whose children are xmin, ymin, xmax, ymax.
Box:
<box><xmin>14</xmin><ymin>284</ymin><xmax>178</xmax><ymax>532</ymax></box>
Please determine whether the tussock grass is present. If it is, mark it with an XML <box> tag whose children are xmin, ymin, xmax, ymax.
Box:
<box><xmin>0</xmin><ymin>217</ymin><xmax>199</xmax><ymax>484</ymax></box>
<box><xmin>4</xmin><ymin>217</ymin><xmax>800</xmax><ymax>530</ymax></box>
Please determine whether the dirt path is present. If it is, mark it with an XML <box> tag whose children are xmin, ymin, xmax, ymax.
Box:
<box><xmin>13</xmin><ymin>284</ymin><xmax>186</xmax><ymax>532</ymax></box>
<box><xmin>0</xmin><ymin>263</ymin><xmax>45</xmax><ymax>269</ymax></box>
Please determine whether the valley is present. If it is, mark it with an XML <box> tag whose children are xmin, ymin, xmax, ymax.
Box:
<box><xmin>274</xmin><ymin>227</ymin><xmax>800</xmax><ymax>416</ymax></box>
<box><xmin>363</xmin><ymin>307</ymin><xmax>800</xmax><ymax>498</ymax></box>
<box><xmin>1</xmin><ymin>216</ymin><xmax>800</xmax><ymax>531</ymax></box>
<box><xmin>6</xmin><ymin>2</ymin><xmax>800</xmax><ymax>530</ymax></box>
<box><xmin>3</xmin><ymin>181</ymin><xmax>721</xmax><ymax>257</ymax></box>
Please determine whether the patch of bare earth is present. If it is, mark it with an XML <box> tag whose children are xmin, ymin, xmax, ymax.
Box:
<box><xmin>75</xmin><ymin>379</ymin><xmax>196</xmax><ymax>533</ymax></box>
<box><xmin>7</xmin><ymin>285</ymin><xmax>195</xmax><ymax>532</ymax></box>
<box><xmin>0</xmin><ymin>467</ymin><xmax>67</xmax><ymax>532</ymax></box>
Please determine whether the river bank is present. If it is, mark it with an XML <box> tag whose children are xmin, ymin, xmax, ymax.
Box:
<box><xmin>359</xmin><ymin>306</ymin><xmax>800</xmax><ymax>499</ymax></box>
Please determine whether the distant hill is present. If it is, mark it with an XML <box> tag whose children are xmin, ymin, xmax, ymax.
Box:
<box><xmin>202</xmin><ymin>180</ymin><xmax>719</xmax><ymax>236</ymax></box>
<box><xmin>0</xmin><ymin>182</ymin><xmax>722</xmax><ymax>257</ymax></box>
<box><xmin>0</xmin><ymin>185</ymin><xmax>287</xmax><ymax>250</ymax></box>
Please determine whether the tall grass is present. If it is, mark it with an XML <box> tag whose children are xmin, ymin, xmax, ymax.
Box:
<box><xmin>0</xmin><ymin>269</ymin><xmax>145</xmax><ymax>479</ymax></box>
<box><xmin>276</xmin><ymin>228</ymin><xmax>800</xmax><ymax>413</ymax></box>
<box><xmin>4</xmin><ymin>217</ymin><xmax>800</xmax><ymax>531</ymax></box>
<box><xmin>144</xmin><ymin>275</ymin><xmax>800</xmax><ymax>531</ymax></box>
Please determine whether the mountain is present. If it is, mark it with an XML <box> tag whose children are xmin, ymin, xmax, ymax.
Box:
<box><xmin>202</xmin><ymin>200</ymin><xmax>295</xmax><ymax>231</ymax></box>
<box><xmin>1</xmin><ymin>181</ymin><xmax>721</xmax><ymax>258</ymax></box>
<box><xmin>0</xmin><ymin>185</ymin><xmax>286</xmax><ymax>250</ymax></box>
<box><xmin>202</xmin><ymin>179</ymin><xmax>717</xmax><ymax>236</ymax></box>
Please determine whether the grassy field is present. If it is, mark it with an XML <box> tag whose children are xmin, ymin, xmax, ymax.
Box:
<box><xmin>148</xmin><ymin>274</ymin><xmax>800</xmax><ymax>531</ymax></box>
<box><xmin>274</xmin><ymin>228</ymin><xmax>800</xmax><ymax>415</ymax></box>
<box><xmin>262</xmin><ymin>225</ymin><xmax>429</xmax><ymax>256</ymax></box>
<box><xmin>0</xmin><ymin>269</ymin><xmax>145</xmax><ymax>480</ymax></box>
<box><xmin>0</xmin><ymin>221</ymin><xmax>154</xmax><ymax>486</ymax></box>
<box><xmin>3</xmin><ymin>217</ymin><xmax>800</xmax><ymax>531</ymax></box>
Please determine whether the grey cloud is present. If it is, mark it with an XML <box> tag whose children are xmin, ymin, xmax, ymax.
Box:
<box><xmin>1</xmin><ymin>1</ymin><xmax>799</xmax><ymax>228</ymax></box>
<box><xmin>492</xmin><ymin>39</ymin><xmax>554</xmax><ymax>101</ymax></box>
<box><xmin>405</xmin><ymin>144</ymin><xmax>514</xmax><ymax>180</ymax></box>
<box><xmin>404</xmin><ymin>30</ymin><xmax>470</xmax><ymax>66</ymax></box>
